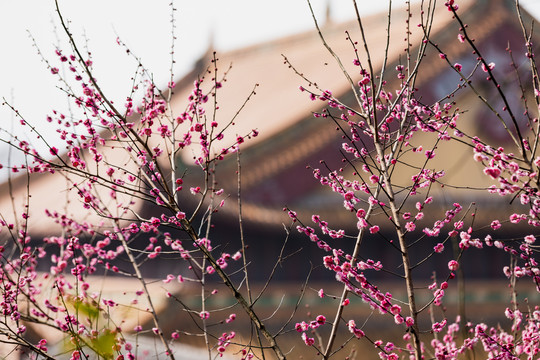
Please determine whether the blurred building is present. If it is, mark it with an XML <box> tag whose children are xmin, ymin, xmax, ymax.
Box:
<box><xmin>0</xmin><ymin>0</ymin><xmax>538</xmax><ymax>280</ymax></box>
<box><xmin>164</xmin><ymin>0</ymin><xmax>539</xmax><ymax>280</ymax></box>
<box><xmin>169</xmin><ymin>0</ymin><xmax>538</xmax><ymax>228</ymax></box>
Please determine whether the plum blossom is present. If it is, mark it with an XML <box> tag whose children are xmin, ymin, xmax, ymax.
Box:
<box><xmin>448</xmin><ymin>260</ymin><xmax>459</xmax><ymax>271</ymax></box>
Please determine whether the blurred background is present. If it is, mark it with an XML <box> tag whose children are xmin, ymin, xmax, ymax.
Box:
<box><xmin>0</xmin><ymin>0</ymin><xmax>384</xmax><ymax>147</ymax></box>
<box><xmin>1</xmin><ymin>0</ymin><xmax>539</xmax><ymax>155</ymax></box>
<box><xmin>1</xmin><ymin>4</ymin><xmax>540</xmax><ymax>356</ymax></box>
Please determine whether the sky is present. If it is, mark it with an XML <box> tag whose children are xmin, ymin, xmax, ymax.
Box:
<box><xmin>0</xmin><ymin>0</ymin><xmax>539</xmax><ymax>165</ymax></box>
<box><xmin>0</xmin><ymin>1</ymin><xmax>366</xmax><ymax>154</ymax></box>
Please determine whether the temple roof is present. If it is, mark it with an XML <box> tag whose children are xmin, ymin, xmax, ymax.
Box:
<box><xmin>169</xmin><ymin>0</ymin><xmax>537</xmax><ymax>227</ymax></box>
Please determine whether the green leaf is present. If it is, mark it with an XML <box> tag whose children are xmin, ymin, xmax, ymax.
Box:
<box><xmin>90</xmin><ymin>329</ymin><xmax>118</xmax><ymax>359</ymax></box>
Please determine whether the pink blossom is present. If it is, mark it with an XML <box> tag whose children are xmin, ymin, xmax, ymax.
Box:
<box><xmin>344</xmin><ymin>191</ymin><xmax>355</xmax><ymax>201</ymax></box>
<box><xmin>369</xmin><ymin>225</ymin><xmax>380</xmax><ymax>234</ymax></box>
<box><xmin>510</xmin><ymin>213</ymin><xmax>523</xmax><ymax>224</ymax></box>
<box><xmin>432</xmin><ymin>319</ymin><xmax>447</xmax><ymax>333</ymax></box>
<box><xmin>163</xmin><ymin>274</ymin><xmax>174</xmax><ymax>283</ymax></box>
<box><xmin>347</xmin><ymin>320</ymin><xmax>365</xmax><ymax>338</ymax></box>
<box><xmin>481</xmin><ymin>62</ymin><xmax>495</xmax><ymax>72</ymax></box>
<box><xmin>226</xmin><ymin>314</ymin><xmax>236</xmax><ymax>323</ymax></box>
<box><xmin>390</xmin><ymin>304</ymin><xmax>401</xmax><ymax>315</ymax></box>
<box><xmin>357</xmin><ymin>218</ymin><xmax>368</xmax><ymax>229</ymax></box>
<box><xmin>490</xmin><ymin>220</ymin><xmax>501</xmax><ymax>230</ymax></box>
<box><xmin>405</xmin><ymin>317</ymin><xmax>414</xmax><ymax>327</ymax></box>
<box><xmin>405</xmin><ymin>222</ymin><xmax>415</xmax><ymax>232</ymax></box>
<box><xmin>295</xmin><ymin>321</ymin><xmax>309</xmax><ymax>332</ymax></box>
<box><xmin>199</xmin><ymin>311</ymin><xmax>210</xmax><ymax>320</ymax></box>
<box><xmin>301</xmin><ymin>332</ymin><xmax>315</xmax><ymax>346</ymax></box>
<box><xmin>483</xmin><ymin>167</ymin><xmax>501</xmax><ymax>179</ymax></box>
<box><xmin>309</xmin><ymin>320</ymin><xmax>320</xmax><ymax>329</ymax></box>
<box><xmin>356</xmin><ymin>208</ymin><xmax>366</xmax><ymax>218</ymax></box>
<box><xmin>448</xmin><ymin>260</ymin><xmax>459</xmax><ymax>271</ymax></box>
<box><xmin>524</xmin><ymin>235</ymin><xmax>536</xmax><ymax>244</ymax></box>
<box><xmin>359</xmin><ymin>76</ymin><xmax>370</xmax><ymax>85</ymax></box>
